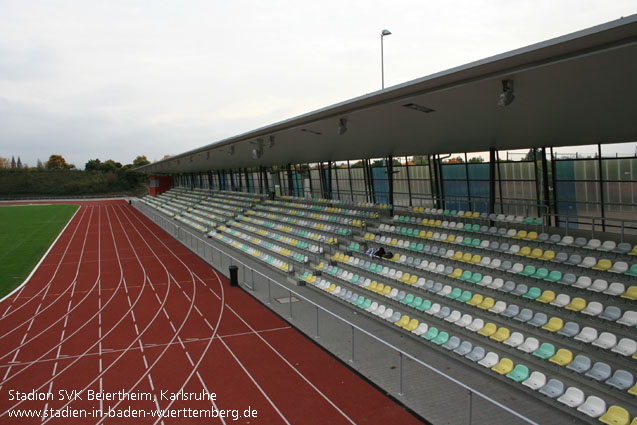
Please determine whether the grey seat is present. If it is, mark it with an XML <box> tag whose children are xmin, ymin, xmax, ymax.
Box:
<box><xmin>454</xmin><ymin>341</ymin><xmax>473</xmax><ymax>356</ymax></box>
<box><xmin>442</xmin><ymin>336</ymin><xmax>461</xmax><ymax>351</ymax></box>
<box><xmin>574</xmin><ymin>237</ymin><xmax>587</xmax><ymax>248</ymax></box>
<box><xmin>438</xmin><ymin>248</ymin><xmax>447</xmax><ymax>257</ymax></box>
<box><xmin>511</xmin><ymin>283</ymin><xmax>528</xmax><ymax>296</ymax></box>
<box><xmin>431</xmin><ymin>246</ymin><xmax>439</xmax><ymax>255</ymax></box>
<box><xmin>488</xmin><ymin>227</ymin><xmax>498</xmax><ymax>235</ymax></box>
<box><xmin>501</xmin><ymin>280</ymin><xmax>516</xmax><ymax>293</ymax></box>
<box><xmin>423</xmin><ymin>279</ymin><xmax>434</xmax><ymax>291</ymax></box>
<box><xmin>498</xmin><ymin>260</ymin><xmax>513</xmax><ymax>272</ymax></box>
<box><xmin>497</xmin><ymin>227</ymin><xmax>507</xmax><ymax>236</ymax></box>
<box><xmin>614</xmin><ymin>242</ymin><xmax>632</xmax><ymax>255</ymax></box>
<box><xmin>599</xmin><ymin>305</ymin><xmax>621</xmax><ymax>322</ymax></box>
<box><xmin>423</xmin><ymin>244</ymin><xmax>432</xmax><ymax>253</ymax></box>
<box><xmin>499</xmin><ymin>243</ymin><xmax>510</xmax><ymax>253</ymax></box>
<box><xmin>559</xmin><ymin>273</ymin><xmax>577</xmax><ymax>286</ymax></box>
<box><xmin>537</xmin><ymin>233</ymin><xmax>549</xmax><ymax>243</ymax></box>
<box><xmin>413</xmin><ymin>258</ymin><xmax>421</xmax><ymax>267</ymax></box>
<box><xmin>585</xmin><ymin>362</ymin><xmax>612</xmax><ymax>382</ymax></box>
<box><xmin>514</xmin><ymin>308</ymin><xmax>533</xmax><ymax>322</ymax></box>
<box><xmin>489</xmin><ymin>241</ymin><xmax>499</xmax><ymax>250</ymax></box>
<box><xmin>549</xmin><ymin>234</ymin><xmax>562</xmax><ymax>244</ymax></box>
<box><xmin>566</xmin><ymin>355</ymin><xmax>592</xmax><ymax>374</ymax></box>
<box><xmin>566</xmin><ymin>254</ymin><xmax>582</xmax><ymax>266</ymax></box>
<box><xmin>443</xmin><ymin>265</ymin><xmax>454</xmax><ymax>275</ymax></box>
<box><xmin>605</xmin><ymin>370</ymin><xmax>634</xmax><ymax>391</ymax></box>
<box><xmin>501</xmin><ymin>304</ymin><xmax>520</xmax><ymax>318</ymax></box>
<box><xmin>539</xmin><ymin>379</ymin><xmax>565</xmax><ymax>398</ymax></box>
<box><xmin>558</xmin><ymin>321</ymin><xmax>580</xmax><ymax>338</ymax></box>
<box><xmin>465</xmin><ymin>346</ymin><xmax>486</xmax><ymax>362</ymax></box>
<box><xmin>528</xmin><ymin>312</ymin><xmax>548</xmax><ymax>327</ymax></box>
<box><xmin>553</xmin><ymin>252</ymin><xmax>569</xmax><ymax>263</ymax></box>
<box><xmin>435</xmin><ymin>306</ymin><xmax>451</xmax><ymax>319</ymax></box>
<box><xmin>431</xmin><ymin>282</ymin><xmax>443</xmax><ymax>293</ymax></box>
<box><xmin>479</xmin><ymin>225</ymin><xmax>489</xmax><ymax>233</ymax></box>
<box><xmin>395</xmin><ymin>290</ymin><xmax>407</xmax><ymax>302</ymax></box>
<box><xmin>406</xmin><ymin>257</ymin><xmax>414</xmax><ymax>266</ymax></box>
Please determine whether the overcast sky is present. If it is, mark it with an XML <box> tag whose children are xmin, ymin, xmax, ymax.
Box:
<box><xmin>1</xmin><ymin>1</ymin><xmax>635</xmax><ymax>168</ymax></box>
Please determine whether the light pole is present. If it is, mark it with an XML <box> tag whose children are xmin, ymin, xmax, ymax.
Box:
<box><xmin>381</xmin><ymin>29</ymin><xmax>392</xmax><ymax>89</ymax></box>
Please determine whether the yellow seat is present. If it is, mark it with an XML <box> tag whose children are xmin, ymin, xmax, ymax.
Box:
<box><xmin>599</xmin><ymin>405</ymin><xmax>630</xmax><ymax>425</ymax></box>
<box><xmin>464</xmin><ymin>211</ymin><xmax>473</xmax><ymax>218</ymax></box>
<box><xmin>592</xmin><ymin>259</ymin><xmax>612</xmax><ymax>271</ymax></box>
<box><xmin>452</xmin><ymin>251</ymin><xmax>463</xmax><ymax>261</ymax></box>
<box><xmin>381</xmin><ymin>285</ymin><xmax>392</xmax><ymax>296</ymax></box>
<box><xmin>471</xmin><ymin>212</ymin><xmax>480</xmax><ymax>219</ymax></box>
<box><xmin>621</xmin><ymin>286</ymin><xmax>637</xmax><ymax>301</ymax></box>
<box><xmin>404</xmin><ymin>318</ymin><xmax>419</xmax><ymax>332</ymax></box>
<box><xmin>395</xmin><ymin>315</ymin><xmax>410</xmax><ymax>327</ymax></box>
<box><xmin>425</xmin><ymin>231</ymin><xmax>434</xmax><ymax>239</ymax></box>
<box><xmin>326</xmin><ymin>284</ymin><xmax>336</xmax><ymax>293</ymax></box>
<box><xmin>389</xmin><ymin>238</ymin><xmax>398</xmax><ymax>246</ymax></box>
<box><xmin>408</xmin><ymin>275</ymin><xmax>418</xmax><ymax>285</ymax></box>
<box><xmin>513</xmin><ymin>230</ymin><xmax>527</xmax><ymax>239</ymax></box>
<box><xmin>629</xmin><ymin>245</ymin><xmax>637</xmax><ymax>256</ymax></box>
<box><xmin>540</xmin><ymin>250</ymin><xmax>555</xmax><ymax>261</ymax></box>
<box><xmin>400</xmin><ymin>273</ymin><xmax>411</xmax><ymax>283</ymax></box>
<box><xmin>491</xmin><ymin>358</ymin><xmax>514</xmax><ymax>375</ymax></box>
<box><xmin>565</xmin><ymin>297</ymin><xmax>586</xmax><ymax>312</ymax></box>
<box><xmin>518</xmin><ymin>246</ymin><xmax>532</xmax><ymax>257</ymax></box>
<box><xmin>461</xmin><ymin>253</ymin><xmax>472</xmax><ymax>263</ymax></box>
<box><xmin>549</xmin><ymin>349</ymin><xmax>573</xmax><ymax>366</ymax></box>
<box><xmin>528</xmin><ymin>248</ymin><xmax>543</xmax><ymax>259</ymax></box>
<box><xmin>467</xmin><ymin>293</ymin><xmax>484</xmax><ymax>306</ymax></box>
<box><xmin>478</xmin><ymin>322</ymin><xmax>497</xmax><ymax>337</ymax></box>
<box><xmin>427</xmin><ymin>219</ymin><xmax>436</xmax><ymax>226</ymax></box>
<box><xmin>470</xmin><ymin>254</ymin><xmax>482</xmax><ymax>265</ymax></box>
<box><xmin>628</xmin><ymin>383</ymin><xmax>637</xmax><ymax>396</ymax></box>
<box><xmin>542</xmin><ymin>317</ymin><xmax>564</xmax><ymax>332</ymax></box>
<box><xmin>389</xmin><ymin>253</ymin><xmax>400</xmax><ymax>262</ymax></box>
<box><xmin>434</xmin><ymin>220</ymin><xmax>442</xmax><ymax>227</ymax></box>
<box><xmin>448</xmin><ymin>268</ymin><xmax>463</xmax><ymax>279</ymax></box>
<box><xmin>525</xmin><ymin>231</ymin><xmax>538</xmax><ymax>241</ymax></box>
<box><xmin>374</xmin><ymin>283</ymin><xmax>385</xmax><ymax>294</ymax></box>
<box><xmin>418</xmin><ymin>230</ymin><xmax>428</xmax><ymax>238</ymax></box>
<box><xmin>477</xmin><ymin>297</ymin><xmax>495</xmax><ymax>310</ymax></box>
<box><xmin>537</xmin><ymin>290</ymin><xmax>556</xmax><ymax>304</ymax></box>
<box><xmin>314</xmin><ymin>262</ymin><xmax>325</xmax><ymax>270</ymax></box>
<box><xmin>368</xmin><ymin>281</ymin><xmax>378</xmax><ymax>292</ymax></box>
<box><xmin>445</xmin><ymin>234</ymin><xmax>456</xmax><ymax>243</ymax></box>
<box><xmin>490</xmin><ymin>327</ymin><xmax>510</xmax><ymax>342</ymax></box>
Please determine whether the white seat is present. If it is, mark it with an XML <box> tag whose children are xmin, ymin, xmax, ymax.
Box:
<box><xmin>581</xmin><ymin>301</ymin><xmax>603</xmax><ymax>317</ymax></box>
<box><xmin>412</xmin><ymin>323</ymin><xmax>429</xmax><ymax>336</ymax></box>
<box><xmin>617</xmin><ymin>310</ymin><xmax>637</xmax><ymax>326</ymax></box>
<box><xmin>558</xmin><ymin>235</ymin><xmax>574</xmax><ymax>246</ymax></box>
<box><xmin>580</xmin><ymin>256</ymin><xmax>597</xmax><ymax>268</ymax></box>
<box><xmin>599</xmin><ymin>240</ymin><xmax>616</xmax><ymax>252</ymax></box>
<box><xmin>517</xmin><ymin>337</ymin><xmax>539</xmax><ymax>353</ymax></box>
<box><xmin>438</xmin><ymin>285</ymin><xmax>452</xmax><ymax>297</ymax></box>
<box><xmin>576</xmin><ymin>396</ymin><xmax>606</xmax><ymax>419</ymax></box>
<box><xmin>489</xmin><ymin>301</ymin><xmax>507</xmax><ymax>314</ymax></box>
<box><xmin>366</xmin><ymin>301</ymin><xmax>378</xmax><ymax>313</ymax></box>
<box><xmin>488</xmin><ymin>278</ymin><xmax>504</xmax><ymax>290</ymax></box>
<box><xmin>479</xmin><ymin>256</ymin><xmax>491</xmax><ymax>267</ymax></box>
<box><xmin>584</xmin><ymin>239</ymin><xmax>601</xmax><ymax>250</ymax></box>
<box><xmin>574</xmin><ymin>326</ymin><xmax>598</xmax><ymax>343</ymax></box>
<box><xmin>522</xmin><ymin>371</ymin><xmax>546</xmax><ymax>390</ymax></box>
<box><xmin>381</xmin><ymin>308</ymin><xmax>393</xmax><ymax>320</ymax></box>
<box><xmin>508</xmin><ymin>245</ymin><xmax>521</xmax><ymax>255</ymax></box>
<box><xmin>455</xmin><ymin>314</ymin><xmax>472</xmax><ymax>328</ymax></box>
<box><xmin>591</xmin><ymin>331</ymin><xmax>617</xmax><ymax>349</ymax></box>
<box><xmin>466</xmin><ymin>318</ymin><xmax>485</xmax><ymax>332</ymax></box>
<box><xmin>426</xmin><ymin>303</ymin><xmax>441</xmax><ymax>315</ymax></box>
<box><xmin>510</xmin><ymin>263</ymin><xmax>524</xmax><ymax>274</ymax></box>
<box><xmin>588</xmin><ymin>279</ymin><xmax>608</xmax><ymax>293</ymax></box>
<box><xmin>557</xmin><ymin>387</ymin><xmax>585</xmax><ymax>408</ymax></box>
<box><xmin>478</xmin><ymin>352</ymin><xmax>499</xmax><ymax>368</ymax></box>
<box><xmin>573</xmin><ymin>276</ymin><xmax>592</xmax><ymax>289</ymax></box>
<box><xmin>388</xmin><ymin>288</ymin><xmax>399</xmax><ymax>299</ymax></box>
<box><xmin>478</xmin><ymin>275</ymin><xmax>493</xmax><ymax>286</ymax></box>
<box><xmin>444</xmin><ymin>310</ymin><xmax>462</xmax><ymax>323</ymax></box>
<box><xmin>489</xmin><ymin>258</ymin><xmax>502</xmax><ymax>269</ymax></box>
<box><xmin>604</xmin><ymin>282</ymin><xmax>625</xmax><ymax>296</ymax></box>
<box><xmin>551</xmin><ymin>293</ymin><xmax>570</xmax><ymax>307</ymax></box>
<box><xmin>373</xmin><ymin>305</ymin><xmax>386</xmax><ymax>316</ymax></box>
<box><xmin>610</xmin><ymin>338</ymin><xmax>637</xmax><ymax>356</ymax></box>
<box><xmin>609</xmin><ymin>261</ymin><xmax>628</xmax><ymax>273</ymax></box>
<box><xmin>503</xmin><ymin>332</ymin><xmax>524</xmax><ymax>347</ymax></box>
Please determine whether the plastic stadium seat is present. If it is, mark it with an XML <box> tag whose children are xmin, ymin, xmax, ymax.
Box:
<box><xmin>536</xmin><ymin>290</ymin><xmax>556</xmax><ymax>304</ymax></box>
<box><xmin>490</xmin><ymin>278</ymin><xmax>506</xmax><ymax>291</ymax></box>
<box><xmin>589</xmin><ymin>278</ymin><xmax>609</xmax><ymax>292</ymax></box>
<box><xmin>523</xmin><ymin>286</ymin><xmax>541</xmax><ymax>299</ymax></box>
<box><xmin>454</xmin><ymin>341</ymin><xmax>473</xmax><ymax>356</ymax></box>
<box><xmin>465</xmin><ymin>346</ymin><xmax>486</xmax><ymax>362</ymax></box>
<box><xmin>573</xmin><ymin>276</ymin><xmax>592</xmax><ymax>289</ymax></box>
<box><xmin>503</xmin><ymin>332</ymin><xmax>524</xmax><ymax>348</ymax></box>
<box><xmin>557</xmin><ymin>386</ymin><xmax>584</xmax><ymax>408</ymax></box>
<box><xmin>565</xmin><ymin>297</ymin><xmax>586</xmax><ymax>312</ymax></box>
<box><xmin>426</xmin><ymin>303</ymin><xmax>441</xmax><ymax>316</ymax></box>
<box><xmin>445</xmin><ymin>310</ymin><xmax>462</xmax><ymax>323</ymax></box>
<box><xmin>593</xmin><ymin>332</ymin><xmax>618</xmax><ymax>350</ymax></box>
<box><xmin>491</xmin><ymin>358</ymin><xmax>514</xmax><ymax>375</ymax></box>
<box><xmin>617</xmin><ymin>311</ymin><xmax>637</xmax><ymax>326</ymax></box>
<box><xmin>501</xmin><ymin>304</ymin><xmax>520</xmax><ymax>318</ymax></box>
<box><xmin>435</xmin><ymin>306</ymin><xmax>451</xmax><ymax>320</ymax></box>
<box><xmin>580</xmin><ymin>256</ymin><xmax>597</xmax><ymax>268</ymax></box>
<box><xmin>539</xmin><ymin>378</ymin><xmax>565</xmax><ymax>398</ymax></box>
<box><xmin>466</xmin><ymin>318</ymin><xmax>485</xmax><ymax>332</ymax></box>
<box><xmin>506</xmin><ymin>364</ymin><xmax>530</xmax><ymax>382</ymax></box>
<box><xmin>567</xmin><ymin>354</ymin><xmax>592</xmax><ymax>374</ymax></box>
<box><xmin>574</xmin><ymin>237</ymin><xmax>587</xmax><ymax>248</ymax></box>
<box><xmin>422</xmin><ymin>327</ymin><xmax>439</xmax><ymax>341</ymax></box>
<box><xmin>412</xmin><ymin>323</ymin><xmax>429</xmax><ymax>336</ymax></box>
<box><xmin>577</xmin><ymin>396</ymin><xmax>606</xmax><ymax>419</ymax></box>
<box><xmin>584</xmin><ymin>238</ymin><xmax>602</xmax><ymax>250</ymax></box>
<box><xmin>566</xmin><ymin>254</ymin><xmax>582</xmax><ymax>266</ymax></box>
<box><xmin>593</xmin><ymin>259</ymin><xmax>612</xmax><ymax>271</ymax></box>
<box><xmin>610</xmin><ymin>261</ymin><xmax>629</xmax><ymax>273</ymax></box>
<box><xmin>532</xmin><ymin>342</ymin><xmax>556</xmax><ymax>359</ymax></box>
<box><xmin>553</xmin><ymin>251</ymin><xmax>569</xmax><ymax>263</ymax></box>
<box><xmin>630</xmin><ymin>383</ymin><xmax>637</xmax><ymax>396</ymax></box>
<box><xmin>575</xmin><ymin>326</ymin><xmax>598</xmax><ymax>343</ymax></box>
<box><xmin>466</xmin><ymin>294</ymin><xmax>483</xmax><ymax>307</ymax></box>
<box><xmin>518</xmin><ymin>337</ymin><xmax>540</xmax><ymax>353</ymax></box>
<box><xmin>477</xmin><ymin>297</ymin><xmax>495</xmax><ymax>310</ymax></box>
<box><xmin>489</xmin><ymin>301</ymin><xmax>507</xmax><ymax>314</ymax></box>
<box><xmin>557</xmin><ymin>321</ymin><xmax>580</xmax><ymax>338</ymax></box>
<box><xmin>454</xmin><ymin>314</ymin><xmax>472</xmax><ymax>328</ymax></box>
<box><xmin>585</xmin><ymin>362</ymin><xmax>612</xmax><ymax>382</ymax></box>
<box><xmin>551</xmin><ymin>293</ymin><xmax>570</xmax><ymax>308</ymax></box>
<box><xmin>606</xmin><ymin>370</ymin><xmax>635</xmax><ymax>391</ymax></box>
<box><xmin>540</xmin><ymin>250</ymin><xmax>555</xmax><ymax>261</ymax></box>
<box><xmin>559</xmin><ymin>272</ymin><xmax>576</xmax><ymax>285</ymax></box>
<box><xmin>582</xmin><ymin>301</ymin><xmax>603</xmax><ymax>317</ymax></box>
<box><xmin>478</xmin><ymin>352</ymin><xmax>499</xmax><ymax>368</ymax></box>
<box><xmin>599</xmin><ymin>405</ymin><xmax>630</xmax><ymax>425</ymax></box>
<box><xmin>542</xmin><ymin>317</ymin><xmax>564</xmax><ymax>332</ymax></box>
<box><xmin>442</xmin><ymin>336</ymin><xmax>461</xmax><ymax>351</ymax></box>
<box><xmin>522</xmin><ymin>371</ymin><xmax>546</xmax><ymax>390</ymax></box>
<box><xmin>528</xmin><ymin>312</ymin><xmax>548</xmax><ymax>327</ymax></box>
<box><xmin>600</xmin><ymin>305</ymin><xmax>622</xmax><ymax>322</ymax></box>
<box><xmin>511</xmin><ymin>283</ymin><xmax>528</xmax><ymax>297</ymax></box>
<box><xmin>549</xmin><ymin>348</ymin><xmax>573</xmax><ymax>366</ymax></box>
<box><xmin>558</xmin><ymin>235</ymin><xmax>574</xmax><ymax>246</ymax></box>
<box><xmin>621</xmin><ymin>285</ymin><xmax>637</xmax><ymax>300</ymax></box>
<box><xmin>477</xmin><ymin>322</ymin><xmax>497</xmax><ymax>337</ymax></box>
<box><xmin>604</xmin><ymin>282</ymin><xmax>626</xmax><ymax>296</ymax></box>
<box><xmin>490</xmin><ymin>327</ymin><xmax>510</xmax><ymax>342</ymax></box>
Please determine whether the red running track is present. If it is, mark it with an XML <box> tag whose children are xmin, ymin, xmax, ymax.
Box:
<box><xmin>0</xmin><ymin>201</ymin><xmax>422</xmax><ymax>424</ymax></box>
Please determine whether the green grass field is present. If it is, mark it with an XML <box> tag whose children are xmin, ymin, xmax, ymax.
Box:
<box><xmin>0</xmin><ymin>204</ymin><xmax>78</xmax><ymax>299</ymax></box>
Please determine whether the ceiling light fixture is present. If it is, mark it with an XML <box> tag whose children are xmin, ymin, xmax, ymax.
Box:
<box><xmin>498</xmin><ymin>79</ymin><xmax>515</xmax><ymax>107</ymax></box>
<box><xmin>301</xmin><ymin>129</ymin><xmax>322</xmax><ymax>135</ymax></box>
<box><xmin>337</xmin><ymin>118</ymin><xmax>348</xmax><ymax>135</ymax></box>
<box><xmin>403</xmin><ymin>103</ymin><xmax>435</xmax><ymax>113</ymax></box>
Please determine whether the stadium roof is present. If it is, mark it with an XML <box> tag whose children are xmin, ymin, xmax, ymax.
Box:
<box><xmin>138</xmin><ymin>14</ymin><xmax>637</xmax><ymax>175</ymax></box>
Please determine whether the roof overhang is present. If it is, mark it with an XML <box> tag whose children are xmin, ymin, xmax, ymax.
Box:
<box><xmin>138</xmin><ymin>14</ymin><xmax>637</xmax><ymax>175</ymax></box>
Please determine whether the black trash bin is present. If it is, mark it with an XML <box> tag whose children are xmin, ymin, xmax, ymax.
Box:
<box><xmin>229</xmin><ymin>265</ymin><xmax>239</xmax><ymax>287</ymax></box>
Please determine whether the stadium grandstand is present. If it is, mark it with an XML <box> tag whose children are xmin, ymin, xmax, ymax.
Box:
<box><xmin>120</xmin><ymin>14</ymin><xmax>637</xmax><ymax>425</ymax></box>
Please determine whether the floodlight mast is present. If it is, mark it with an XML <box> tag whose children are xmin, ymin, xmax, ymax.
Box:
<box><xmin>381</xmin><ymin>29</ymin><xmax>392</xmax><ymax>89</ymax></box>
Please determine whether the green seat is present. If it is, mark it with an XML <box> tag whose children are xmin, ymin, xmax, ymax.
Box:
<box><xmin>432</xmin><ymin>331</ymin><xmax>450</xmax><ymax>345</ymax></box>
<box><xmin>417</xmin><ymin>299</ymin><xmax>432</xmax><ymax>312</ymax></box>
<box><xmin>443</xmin><ymin>210</ymin><xmax>451</xmax><ymax>216</ymax></box>
<box><xmin>469</xmin><ymin>272</ymin><xmax>483</xmax><ymax>285</ymax></box>
<box><xmin>409</xmin><ymin>242</ymin><xmax>418</xmax><ymax>251</ymax></box>
<box><xmin>409</xmin><ymin>296</ymin><xmax>423</xmax><ymax>308</ymax></box>
<box><xmin>626</xmin><ymin>263</ymin><xmax>637</xmax><ymax>276</ymax></box>
<box><xmin>422</xmin><ymin>327</ymin><xmax>439</xmax><ymax>341</ymax></box>
<box><xmin>350</xmin><ymin>274</ymin><xmax>359</xmax><ymax>283</ymax></box>
<box><xmin>457</xmin><ymin>290</ymin><xmax>472</xmax><ymax>303</ymax></box>
<box><xmin>544</xmin><ymin>270</ymin><xmax>562</xmax><ymax>282</ymax></box>
<box><xmin>407</xmin><ymin>228</ymin><xmax>416</xmax><ymax>237</ymax></box>
<box><xmin>532</xmin><ymin>343</ymin><xmax>556</xmax><ymax>360</ymax></box>
<box><xmin>506</xmin><ymin>364</ymin><xmax>530</xmax><ymax>382</ymax></box>
<box><xmin>522</xmin><ymin>217</ymin><xmax>533</xmax><ymax>225</ymax></box>
<box><xmin>520</xmin><ymin>265</ymin><xmax>536</xmax><ymax>277</ymax></box>
<box><xmin>300</xmin><ymin>272</ymin><xmax>309</xmax><ymax>280</ymax></box>
<box><xmin>532</xmin><ymin>217</ymin><xmax>543</xmax><ymax>226</ymax></box>
<box><xmin>523</xmin><ymin>286</ymin><xmax>541</xmax><ymax>300</ymax></box>
<box><xmin>459</xmin><ymin>270</ymin><xmax>473</xmax><ymax>281</ymax></box>
<box><xmin>449</xmin><ymin>210</ymin><xmax>457</xmax><ymax>216</ymax></box>
<box><xmin>463</xmin><ymin>224</ymin><xmax>472</xmax><ymax>231</ymax></box>
<box><xmin>367</xmin><ymin>262</ymin><xmax>377</xmax><ymax>272</ymax></box>
<box><xmin>532</xmin><ymin>267</ymin><xmax>549</xmax><ymax>279</ymax></box>
<box><xmin>462</xmin><ymin>237</ymin><xmax>472</xmax><ymax>246</ymax></box>
<box><xmin>448</xmin><ymin>288</ymin><xmax>462</xmax><ymax>299</ymax></box>
<box><xmin>361</xmin><ymin>299</ymin><xmax>372</xmax><ymax>309</ymax></box>
<box><xmin>400</xmin><ymin>227</ymin><xmax>408</xmax><ymax>235</ymax></box>
<box><xmin>355</xmin><ymin>297</ymin><xmax>366</xmax><ymax>307</ymax></box>
<box><xmin>471</xmin><ymin>224</ymin><xmax>480</xmax><ymax>232</ymax></box>
<box><xmin>416</xmin><ymin>243</ymin><xmax>424</xmax><ymax>251</ymax></box>
<box><xmin>401</xmin><ymin>294</ymin><xmax>415</xmax><ymax>305</ymax></box>
<box><xmin>471</xmin><ymin>238</ymin><xmax>481</xmax><ymax>247</ymax></box>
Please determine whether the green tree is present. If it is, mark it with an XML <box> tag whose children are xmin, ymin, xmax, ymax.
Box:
<box><xmin>85</xmin><ymin>158</ymin><xmax>102</xmax><ymax>171</ymax></box>
<box><xmin>132</xmin><ymin>155</ymin><xmax>150</xmax><ymax>167</ymax></box>
<box><xmin>469</xmin><ymin>156</ymin><xmax>484</xmax><ymax>163</ymax></box>
<box><xmin>46</xmin><ymin>154</ymin><xmax>72</xmax><ymax>170</ymax></box>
